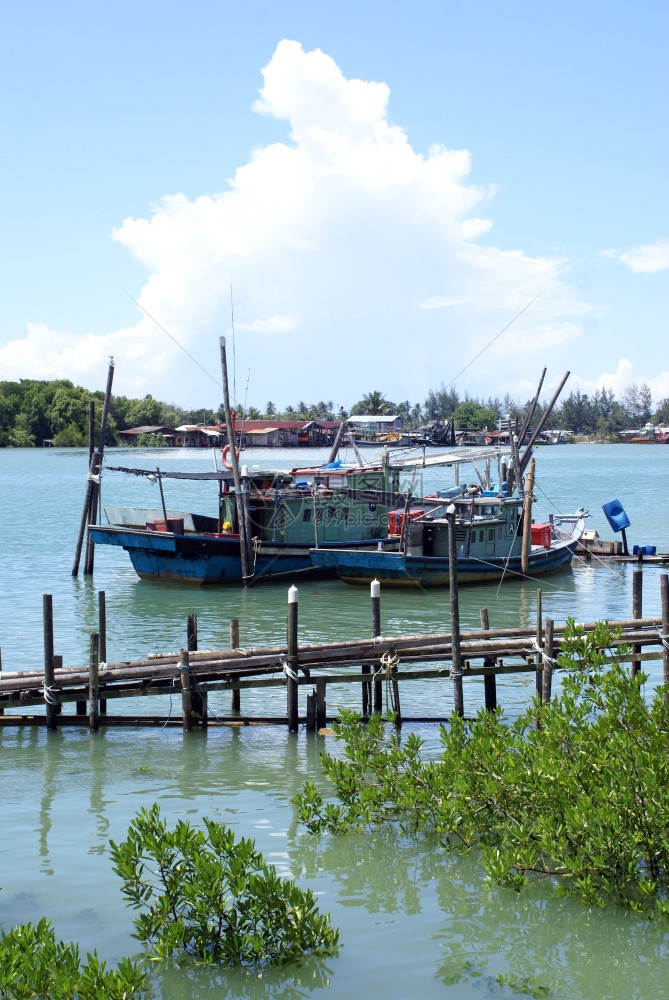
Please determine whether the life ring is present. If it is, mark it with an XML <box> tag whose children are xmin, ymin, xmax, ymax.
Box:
<box><xmin>222</xmin><ymin>445</ymin><xmax>240</xmax><ymax>470</ymax></box>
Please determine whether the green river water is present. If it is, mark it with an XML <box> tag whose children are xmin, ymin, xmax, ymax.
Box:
<box><xmin>1</xmin><ymin>444</ymin><xmax>668</xmax><ymax>998</ymax></box>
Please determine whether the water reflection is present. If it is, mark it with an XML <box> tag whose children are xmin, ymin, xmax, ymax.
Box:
<box><xmin>146</xmin><ymin>954</ymin><xmax>336</xmax><ymax>1000</ymax></box>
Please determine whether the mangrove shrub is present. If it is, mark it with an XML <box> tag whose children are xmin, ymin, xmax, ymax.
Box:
<box><xmin>295</xmin><ymin>620</ymin><xmax>669</xmax><ymax>917</ymax></box>
<box><xmin>110</xmin><ymin>804</ymin><xmax>339</xmax><ymax>966</ymax></box>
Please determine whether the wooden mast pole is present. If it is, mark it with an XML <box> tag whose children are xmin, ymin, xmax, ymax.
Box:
<box><xmin>521</xmin><ymin>458</ymin><xmax>535</xmax><ymax>576</ymax></box>
<box><xmin>219</xmin><ymin>336</ymin><xmax>254</xmax><ymax>586</ymax></box>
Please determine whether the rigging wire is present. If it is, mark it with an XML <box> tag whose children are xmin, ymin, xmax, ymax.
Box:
<box><xmin>442</xmin><ymin>291</ymin><xmax>543</xmax><ymax>391</ymax></box>
<box><xmin>125</xmin><ymin>292</ymin><xmax>222</xmax><ymax>392</ymax></box>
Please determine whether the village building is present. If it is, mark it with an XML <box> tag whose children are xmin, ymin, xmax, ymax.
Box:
<box><xmin>117</xmin><ymin>425</ymin><xmax>178</xmax><ymax>446</ymax></box>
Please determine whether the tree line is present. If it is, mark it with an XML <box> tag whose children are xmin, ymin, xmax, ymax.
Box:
<box><xmin>0</xmin><ymin>379</ymin><xmax>219</xmax><ymax>448</ymax></box>
<box><xmin>235</xmin><ymin>382</ymin><xmax>669</xmax><ymax>437</ymax></box>
<box><xmin>1</xmin><ymin>377</ymin><xmax>668</xmax><ymax>447</ymax></box>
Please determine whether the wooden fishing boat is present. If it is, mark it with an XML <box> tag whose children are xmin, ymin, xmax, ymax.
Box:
<box><xmin>309</xmin><ymin>490</ymin><xmax>587</xmax><ymax>587</ymax></box>
<box><xmin>86</xmin><ymin>445</ymin><xmax>511</xmax><ymax>585</ymax></box>
<box><xmin>88</xmin><ymin>464</ymin><xmax>404</xmax><ymax>584</ymax></box>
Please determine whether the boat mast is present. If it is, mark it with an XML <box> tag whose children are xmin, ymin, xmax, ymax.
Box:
<box><xmin>219</xmin><ymin>336</ymin><xmax>254</xmax><ymax>587</ymax></box>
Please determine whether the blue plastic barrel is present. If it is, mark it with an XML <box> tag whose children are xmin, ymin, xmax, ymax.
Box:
<box><xmin>602</xmin><ymin>499</ymin><xmax>631</xmax><ymax>533</ymax></box>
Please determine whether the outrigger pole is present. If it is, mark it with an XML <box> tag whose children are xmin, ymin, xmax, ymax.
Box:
<box><xmin>72</xmin><ymin>358</ymin><xmax>115</xmax><ymax>576</ymax></box>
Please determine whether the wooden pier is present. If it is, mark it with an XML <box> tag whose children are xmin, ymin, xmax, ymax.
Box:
<box><xmin>1</xmin><ymin>574</ymin><xmax>668</xmax><ymax>732</ymax></box>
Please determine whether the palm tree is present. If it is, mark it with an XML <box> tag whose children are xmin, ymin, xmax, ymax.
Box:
<box><xmin>350</xmin><ymin>391</ymin><xmax>395</xmax><ymax>416</ymax></box>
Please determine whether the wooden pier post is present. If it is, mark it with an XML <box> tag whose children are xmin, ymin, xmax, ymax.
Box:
<box><xmin>631</xmin><ymin>569</ymin><xmax>643</xmax><ymax>677</ymax></box>
<box><xmin>542</xmin><ymin>618</ymin><xmax>554</xmax><ymax>705</ymax></box>
<box><xmin>98</xmin><ymin>591</ymin><xmax>107</xmax><ymax>715</ymax></box>
<box><xmin>306</xmin><ymin>691</ymin><xmax>317</xmax><ymax>731</ymax></box>
<box><xmin>179</xmin><ymin>648</ymin><xmax>193</xmax><ymax>732</ymax></box>
<box><xmin>89</xmin><ymin>632</ymin><xmax>99</xmax><ymax>731</ymax></box>
<box><xmin>43</xmin><ymin>594</ymin><xmax>58</xmax><ymax>731</ymax></box>
<box><xmin>480</xmin><ymin>608</ymin><xmax>496</xmax><ymax>711</ymax></box>
<box><xmin>316</xmin><ymin>676</ymin><xmax>327</xmax><ymax>730</ymax></box>
<box><xmin>230</xmin><ymin>618</ymin><xmax>240</xmax><ymax>712</ymax></box>
<box><xmin>447</xmin><ymin>505</ymin><xmax>464</xmax><ymax>717</ymax></box>
<box><xmin>661</xmin><ymin>575</ymin><xmax>669</xmax><ymax>700</ymax></box>
<box><xmin>535</xmin><ymin>589</ymin><xmax>543</xmax><ymax>698</ymax></box>
<box><xmin>366</xmin><ymin>579</ymin><xmax>380</xmax><ymax>716</ymax></box>
<box><xmin>286</xmin><ymin>586</ymin><xmax>299</xmax><ymax>733</ymax></box>
<box><xmin>187</xmin><ymin>613</ymin><xmax>207</xmax><ymax>727</ymax></box>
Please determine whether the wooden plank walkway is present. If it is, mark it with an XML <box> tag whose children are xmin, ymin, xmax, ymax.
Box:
<box><xmin>1</xmin><ymin>572</ymin><xmax>667</xmax><ymax>731</ymax></box>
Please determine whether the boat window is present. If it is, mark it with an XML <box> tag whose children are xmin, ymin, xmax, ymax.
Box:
<box><xmin>479</xmin><ymin>530</ymin><xmax>484</xmax><ymax>542</ymax></box>
<box><xmin>488</xmin><ymin>529</ymin><xmax>495</xmax><ymax>542</ymax></box>
<box><xmin>303</xmin><ymin>509</ymin><xmax>312</xmax><ymax>522</ymax></box>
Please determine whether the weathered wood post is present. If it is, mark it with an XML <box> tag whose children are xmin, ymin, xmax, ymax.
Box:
<box><xmin>306</xmin><ymin>690</ymin><xmax>317</xmax><ymax>731</ymax></box>
<box><xmin>230</xmin><ymin>618</ymin><xmax>241</xmax><ymax>712</ymax></box>
<box><xmin>480</xmin><ymin>608</ymin><xmax>496</xmax><ymax>710</ymax></box>
<box><xmin>98</xmin><ymin>591</ymin><xmax>107</xmax><ymax>716</ymax></box>
<box><xmin>89</xmin><ymin>632</ymin><xmax>99</xmax><ymax>731</ymax></box>
<box><xmin>43</xmin><ymin>594</ymin><xmax>58</xmax><ymax>731</ymax></box>
<box><xmin>366</xmin><ymin>579</ymin><xmax>380</xmax><ymax>716</ymax></box>
<box><xmin>661</xmin><ymin>574</ymin><xmax>669</xmax><ymax>701</ymax></box>
<box><xmin>83</xmin><ymin>401</ymin><xmax>99</xmax><ymax>576</ymax></box>
<box><xmin>74</xmin><ymin>359</ymin><xmax>114</xmax><ymax>576</ymax></box>
<box><xmin>542</xmin><ymin>618</ymin><xmax>554</xmax><ymax>704</ymax></box>
<box><xmin>179</xmin><ymin>648</ymin><xmax>193</xmax><ymax>732</ymax></box>
<box><xmin>316</xmin><ymin>676</ymin><xmax>327</xmax><ymax>730</ymax></box>
<box><xmin>188</xmin><ymin>613</ymin><xmax>207</xmax><ymax>727</ymax></box>
<box><xmin>286</xmin><ymin>586</ymin><xmax>299</xmax><ymax>732</ymax></box>
<box><xmin>535</xmin><ymin>589</ymin><xmax>543</xmax><ymax>698</ymax></box>
<box><xmin>631</xmin><ymin>569</ymin><xmax>643</xmax><ymax>677</ymax></box>
<box><xmin>447</xmin><ymin>505</ymin><xmax>464</xmax><ymax>717</ymax></box>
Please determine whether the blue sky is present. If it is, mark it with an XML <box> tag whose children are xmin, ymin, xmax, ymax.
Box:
<box><xmin>1</xmin><ymin>0</ymin><xmax>666</xmax><ymax>412</ymax></box>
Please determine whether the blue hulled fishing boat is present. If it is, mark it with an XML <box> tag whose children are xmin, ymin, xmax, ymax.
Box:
<box><xmin>309</xmin><ymin>489</ymin><xmax>586</xmax><ymax>587</ymax></box>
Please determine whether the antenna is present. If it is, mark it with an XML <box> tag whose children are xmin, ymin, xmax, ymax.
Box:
<box><xmin>230</xmin><ymin>284</ymin><xmax>237</xmax><ymax>405</ymax></box>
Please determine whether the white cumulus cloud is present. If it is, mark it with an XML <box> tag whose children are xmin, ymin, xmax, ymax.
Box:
<box><xmin>0</xmin><ymin>40</ymin><xmax>593</xmax><ymax>408</ymax></box>
<box><xmin>604</xmin><ymin>238</ymin><xmax>669</xmax><ymax>273</ymax></box>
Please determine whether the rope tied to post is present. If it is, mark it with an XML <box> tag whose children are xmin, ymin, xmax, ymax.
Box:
<box><xmin>380</xmin><ymin>649</ymin><xmax>399</xmax><ymax>677</ymax></box>
<box><xmin>281</xmin><ymin>654</ymin><xmax>299</xmax><ymax>683</ymax></box>
<box><xmin>531</xmin><ymin>637</ymin><xmax>555</xmax><ymax>668</ymax></box>
<box><xmin>658</xmin><ymin>628</ymin><xmax>669</xmax><ymax>652</ymax></box>
<box><xmin>42</xmin><ymin>682</ymin><xmax>59</xmax><ymax>706</ymax></box>
<box><xmin>378</xmin><ymin>648</ymin><xmax>400</xmax><ymax>715</ymax></box>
